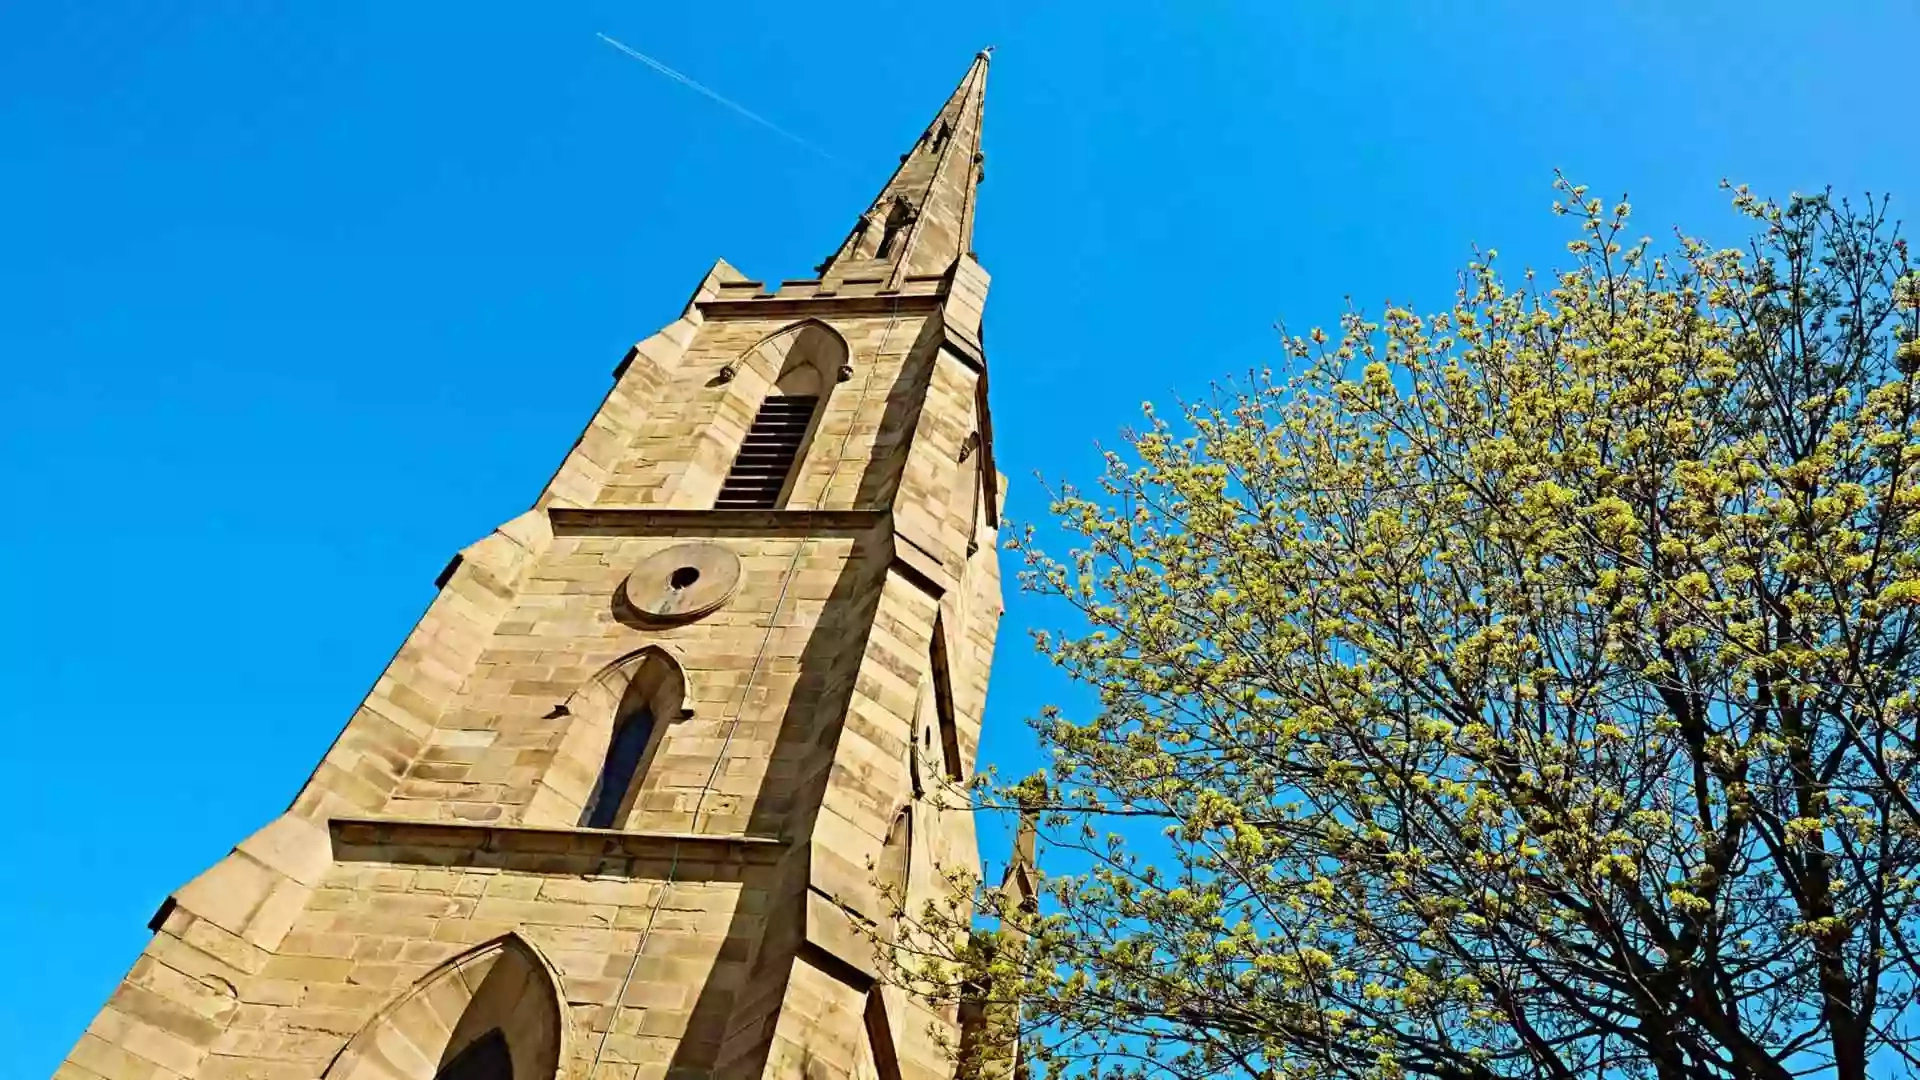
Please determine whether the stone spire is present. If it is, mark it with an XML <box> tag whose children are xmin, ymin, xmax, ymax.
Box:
<box><xmin>819</xmin><ymin>49</ymin><xmax>990</xmax><ymax>288</ymax></box>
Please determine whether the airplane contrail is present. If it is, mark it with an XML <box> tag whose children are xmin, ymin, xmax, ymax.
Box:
<box><xmin>596</xmin><ymin>33</ymin><xmax>840</xmax><ymax>163</ymax></box>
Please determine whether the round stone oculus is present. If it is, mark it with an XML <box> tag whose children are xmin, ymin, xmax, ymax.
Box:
<box><xmin>622</xmin><ymin>542</ymin><xmax>741</xmax><ymax>623</ymax></box>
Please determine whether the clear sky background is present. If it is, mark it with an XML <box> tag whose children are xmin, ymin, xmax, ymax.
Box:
<box><xmin>3</xmin><ymin>1</ymin><xmax>1915</xmax><ymax>1071</ymax></box>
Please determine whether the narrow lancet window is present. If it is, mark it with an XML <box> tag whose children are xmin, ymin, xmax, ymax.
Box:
<box><xmin>582</xmin><ymin>705</ymin><xmax>655</xmax><ymax>829</ymax></box>
<box><xmin>876</xmin><ymin>807</ymin><xmax>913</xmax><ymax>940</ymax></box>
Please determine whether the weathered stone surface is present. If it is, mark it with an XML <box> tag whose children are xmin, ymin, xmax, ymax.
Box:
<box><xmin>62</xmin><ymin>50</ymin><xmax>1005</xmax><ymax>1080</ymax></box>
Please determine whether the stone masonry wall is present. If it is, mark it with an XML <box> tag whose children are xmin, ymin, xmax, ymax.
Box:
<box><xmin>58</xmin><ymin>253</ymin><xmax>1006</xmax><ymax>1080</ymax></box>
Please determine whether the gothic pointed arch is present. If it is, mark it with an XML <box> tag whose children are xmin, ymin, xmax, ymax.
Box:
<box><xmin>321</xmin><ymin>933</ymin><xmax>568</xmax><ymax>1080</ymax></box>
<box><xmin>526</xmin><ymin>645</ymin><xmax>690</xmax><ymax>829</ymax></box>
<box><xmin>716</xmin><ymin>319</ymin><xmax>851</xmax><ymax>509</ymax></box>
<box><xmin>742</xmin><ymin>318</ymin><xmax>850</xmax><ymax>386</ymax></box>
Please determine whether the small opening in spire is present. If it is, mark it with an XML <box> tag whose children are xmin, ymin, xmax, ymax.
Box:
<box><xmin>875</xmin><ymin>198</ymin><xmax>916</xmax><ymax>261</ymax></box>
<box><xmin>931</xmin><ymin>120</ymin><xmax>951</xmax><ymax>154</ymax></box>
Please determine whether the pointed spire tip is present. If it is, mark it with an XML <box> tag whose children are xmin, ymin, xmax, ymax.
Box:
<box><xmin>815</xmin><ymin>47</ymin><xmax>990</xmax><ymax>282</ymax></box>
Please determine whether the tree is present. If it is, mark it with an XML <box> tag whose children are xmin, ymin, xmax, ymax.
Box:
<box><xmin>908</xmin><ymin>180</ymin><xmax>1920</xmax><ymax>1080</ymax></box>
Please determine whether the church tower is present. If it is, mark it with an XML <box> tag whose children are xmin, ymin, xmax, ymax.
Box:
<box><xmin>59</xmin><ymin>52</ymin><xmax>1006</xmax><ymax>1080</ymax></box>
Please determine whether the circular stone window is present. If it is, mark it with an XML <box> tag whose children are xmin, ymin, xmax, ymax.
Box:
<box><xmin>622</xmin><ymin>542</ymin><xmax>741</xmax><ymax>624</ymax></box>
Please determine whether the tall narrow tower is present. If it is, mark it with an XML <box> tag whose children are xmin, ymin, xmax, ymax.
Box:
<box><xmin>60</xmin><ymin>52</ymin><xmax>1005</xmax><ymax>1080</ymax></box>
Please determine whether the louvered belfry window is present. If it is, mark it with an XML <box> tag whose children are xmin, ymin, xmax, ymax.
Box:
<box><xmin>716</xmin><ymin>394</ymin><xmax>819</xmax><ymax>509</ymax></box>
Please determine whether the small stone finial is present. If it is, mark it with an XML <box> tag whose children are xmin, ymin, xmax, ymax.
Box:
<box><xmin>977</xmin><ymin>45</ymin><xmax>995</xmax><ymax>60</ymax></box>
<box><xmin>837</xmin><ymin>363</ymin><xmax>854</xmax><ymax>383</ymax></box>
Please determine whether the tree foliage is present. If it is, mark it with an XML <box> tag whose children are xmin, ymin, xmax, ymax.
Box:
<box><xmin>909</xmin><ymin>180</ymin><xmax>1920</xmax><ymax>1080</ymax></box>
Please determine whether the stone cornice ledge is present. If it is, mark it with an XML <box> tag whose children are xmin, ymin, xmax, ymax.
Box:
<box><xmin>329</xmin><ymin>816</ymin><xmax>790</xmax><ymax>866</ymax></box>
<box><xmin>548</xmin><ymin>506</ymin><xmax>888</xmax><ymax>536</ymax></box>
<box><xmin>697</xmin><ymin>292</ymin><xmax>944</xmax><ymax>319</ymax></box>
<box><xmin>549</xmin><ymin>508</ymin><xmax>950</xmax><ymax>600</ymax></box>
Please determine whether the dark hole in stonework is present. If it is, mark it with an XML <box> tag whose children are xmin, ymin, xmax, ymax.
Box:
<box><xmin>669</xmin><ymin>566</ymin><xmax>701</xmax><ymax>590</ymax></box>
<box><xmin>582</xmin><ymin>706</ymin><xmax>655</xmax><ymax>830</ymax></box>
<box><xmin>436</xmin><ymin>1029</ymin><xmax>511</xmax><ymax>1080</ymax></box>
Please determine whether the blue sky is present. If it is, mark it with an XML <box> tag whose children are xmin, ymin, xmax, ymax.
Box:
<box><xmin>2</xmin><ymin>1</ymin><xmax>1914</xmax><ymax>1071</ymax></box>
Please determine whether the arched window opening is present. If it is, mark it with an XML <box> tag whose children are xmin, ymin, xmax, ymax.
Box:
<box><xmin>576</xmin><ymin>650</ymin><xmax>684</xmax><ymax>830</ymax></box>
<box><xmin>931</xmin><ymin>120</ymin><xmax>952</xmax><ymax>154</ymax></box>
<box><xmin>716</xmin><ymin>323</ymin><xmax>846</xmax><ymax>510</ymax></box>
<box><xmin>876</xmin><ymin>807</ymin><xmax>913</xmax><ymax>940</ymax></box>
<box><xmin>435</xmin><ymin>1029</ymin><xmax>512</xmax><ymax>1080</ymax></box>
<box><xmin>323</xmin><ymin>934</ymin><xmax>565</xmax><ymax>1080</ymax></box>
